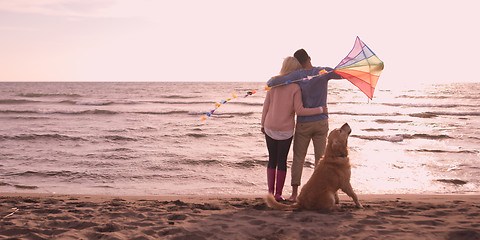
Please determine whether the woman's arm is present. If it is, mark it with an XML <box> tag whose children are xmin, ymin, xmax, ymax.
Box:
<box><xmin>292</xmin><ymin>86</ymin><xmax>326</xmax><ymax>116</ymax></box>
<box><xmin>261</xmin><ymin>91</ymin><xmax>271</xmax><ymax>132</ymax></box>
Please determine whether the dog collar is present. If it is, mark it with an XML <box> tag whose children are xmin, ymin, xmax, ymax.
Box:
<box><xmin>338</xmin><ymin>155</ymin><xmax>348</xmax><ymax>158</ymax></box>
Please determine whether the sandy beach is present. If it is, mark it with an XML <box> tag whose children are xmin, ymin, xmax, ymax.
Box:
<box><xmin>0</xmin><ymin>193</ymin><xmax>479</xmax><ymax>239</ymax></box>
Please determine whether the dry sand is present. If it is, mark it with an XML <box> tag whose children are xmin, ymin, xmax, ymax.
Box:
<box><xmin>0</xmin><ymin>193</ymin><xmax>479</xmax><ymax>240</ymax></box>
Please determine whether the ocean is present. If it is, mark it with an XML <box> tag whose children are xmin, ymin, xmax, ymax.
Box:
<box><xmin>0</xmin><ymin>81</ymin><xmax>479</xmax><ymax>196</ymax></box>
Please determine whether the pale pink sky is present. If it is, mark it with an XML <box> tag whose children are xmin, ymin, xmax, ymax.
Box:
<box><xmin>1</xmin><ymin>0</ymin><xmax>479</xmax><ymax>89</ymax></box>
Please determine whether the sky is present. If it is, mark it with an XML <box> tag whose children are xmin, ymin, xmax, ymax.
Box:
<box><xmin>1</xmin><ymin>0</ymin><xmax>479</xmax><ymax>89</ymax></box>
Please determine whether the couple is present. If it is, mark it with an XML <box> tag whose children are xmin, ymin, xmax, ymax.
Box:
<box><xmin>261</xmin><ymin>49</ymin><xmax>343</xmax><ymax>201</ymax></box>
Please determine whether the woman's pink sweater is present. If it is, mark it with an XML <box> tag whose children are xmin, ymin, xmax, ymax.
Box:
<box><xmin>261</xmin><ymin>84</ymin><xmax>324</xmax><ymax>132</ymax></box>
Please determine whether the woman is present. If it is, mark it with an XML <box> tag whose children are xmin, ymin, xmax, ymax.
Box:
<box><xmin>261</xmin><ymin>57</ymin><xmax>327</xmax><ymax>201</ymax></box>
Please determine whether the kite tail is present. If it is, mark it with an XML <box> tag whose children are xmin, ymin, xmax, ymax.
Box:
<box><xmin>201</xmin><ymin>90</ymin><xmax>256</xmax><ymax>121</ymax></box>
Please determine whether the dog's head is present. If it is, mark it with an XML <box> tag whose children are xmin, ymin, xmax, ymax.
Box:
<box><xmin>326</xmin><ymin>123</ymin><xmax>351</xmax><ymax>157</ymax></box>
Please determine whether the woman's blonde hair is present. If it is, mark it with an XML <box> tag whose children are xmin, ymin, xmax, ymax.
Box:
<box><xmin>272</xmin><ymin>56</ymin><xmax>302</xmax><ymax>79</ymax></box>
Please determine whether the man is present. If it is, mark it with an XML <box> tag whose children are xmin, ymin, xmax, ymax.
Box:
<box><xmin>266</xmin><ymin>49</ymin><xmax>343</xmax><ymax>201</ymax></box>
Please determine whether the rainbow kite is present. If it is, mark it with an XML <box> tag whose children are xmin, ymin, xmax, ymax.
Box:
<box><xmin>334</xmin><ymin>36</ymin><xmax>384</xmax><ymax>100</ymax></box>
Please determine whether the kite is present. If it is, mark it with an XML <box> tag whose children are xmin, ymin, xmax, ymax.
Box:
<box><xmin>267</xmin><ymin>36</ymin><xmax>384</xmax><ymax>100</ymax></box>
<box><xmin>201</xmin><ymin>90</ymin><xmax>256</xmax><ymax>121</ymax></box>
<box><xmin>334</xmin><ymin>36</ymin><xmax>384</xmax><ymax>100</ymax></box>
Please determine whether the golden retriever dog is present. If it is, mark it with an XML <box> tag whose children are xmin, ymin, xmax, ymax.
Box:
<box><xmin>265</xmin><ymin>123</ymin><xmax>363</xmax><ymax>210</ymax></box>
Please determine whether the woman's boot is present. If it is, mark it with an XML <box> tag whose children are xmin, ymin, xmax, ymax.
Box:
<box><xmin>267</xmin><ymin>167</ymin><xmax>276</xmax><ymax>194</ymax></box>
<box><xmin>274</xmin><ymin>170</ymin><xmax>287</xmax><ymax>201</ymax></box>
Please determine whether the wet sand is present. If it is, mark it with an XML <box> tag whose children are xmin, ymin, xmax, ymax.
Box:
<box><xmin>0</xmin><ymin>193</ymin><xmax>479</xmax><ymax>239</ymax></box>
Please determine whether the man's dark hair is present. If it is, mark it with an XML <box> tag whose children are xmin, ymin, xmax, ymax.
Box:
<box><xmin>294</xmin><ymin>49</ymin><xmax>310</xmax><ymax>65</ymax></box>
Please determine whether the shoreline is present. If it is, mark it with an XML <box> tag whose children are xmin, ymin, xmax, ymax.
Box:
<box><xmin>2</xmin><ymin>191</ymin><xmax>480</xmax><ymax>200</ymax></box>
<box><xmin>1</xmin><ymin>193</ymin><xmax>479</xmax><ymax>239</ymax></box>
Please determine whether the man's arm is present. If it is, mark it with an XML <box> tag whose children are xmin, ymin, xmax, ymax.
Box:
<box><xmin>305</xmin><ymin>67</ymin><xmax>343</xmax><ymax>84</ymax></box>
<box><xmin>266</xmin><ymin>70</ymin><xmax>305</xmax><ymax>87</ymax></box>
<box><xmin>324</xmin><ymin>67</ymin><xmax>343</xmax><ymax>80</ymax></box>
<box><xmin>267</xmin><ymin>66</ymin><xmax>343</xmax><ymax>87</ymax></box>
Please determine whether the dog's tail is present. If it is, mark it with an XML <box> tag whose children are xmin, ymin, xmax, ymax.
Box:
<box><xmin>265</xmin><ymin>194</ymin><xmax>298</xmax><ymax>210</ymax></box>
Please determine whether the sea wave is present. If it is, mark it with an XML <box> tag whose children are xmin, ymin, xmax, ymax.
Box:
<box><xmin>408</xmin><ymin>113</ymin><xmax>438</xmax><ymax>118</ymax></box>
<box><xmin>216</xmin><ymin>112</ymin><xmax>256</xmax><ymax>117</ymax></box>
<box><xmin>160</xmin><ymin>95</ymin><xmax>197</xmax><ymax>99</ymax></box>
<box><xmin>409</xmin><ymin>111</ymin><xmax>480</xmax><ymax>118</ymax></box>
<box><xmin>170</xmin><ymin>158</ymin><xmax>268</xmax><ymax>169</ymax></box>
<box><xmin>59</xmin><ymin>100</ymin><xmax>116</xmax><ymax>106</ymax></box>
<box><xmin>351</xmin><ymin>134</ymin><xmax>405</xmax><ymax>142</ymax></box>
<box><xmin>136</xmin><ymin>110</ymin><xmax>190</xmax><ymax>115</ymax></box>
<box><xmin>341</xmin><ymin>110</ymin><xmax>479</xmax><ymax>118</ymax></box>
<box><xmin>86</xmin><ymin>153</ymin><xmax>138</xmax><ymax>160</ymax></box>
<box><xmin>104</xmin><ymin>135</ymin><xmax>138</xmax><ymax>141</ymax></box>
<box><xmin>76</xmin><ymin>110</ymin><xmax>118</xmax><ymax>115</ymax></box>
<box><xmin>229</xmin><ymin>102</ymin><xmax>264</xmax><ymax>106</ymax></box>
<box><xmin>0</xmin><ymin>99</ymin><xmax>39</xmax><ymax>104</ymax></box>
<box><xmin>195</xmin><ymin>112</ymin><xmax>256</xmax><ymax>119</ymax></box>
<box><xmin>381</xmin><ymin>103</ymin><xmax>477</xmax><ymax>108</ymax></box>
<box><xmin>234</xmin><ymin>159</ymin><xmax>269</xmax><ymax>168</ymax></box>
<box><xmin>0</xmin><ymin>110</ymin><xmax>38</xmax><ymax>114</ymax></box>
<box><xmin>351</xmin><ymin>133</ymin><xmax>453</xmax><ymax>142</ymax></box>
<box><xmin>10</xmin><ymin>170</ymin><xmax>79</xmax><ymax>178</ymax></box>
<box><xmin>18</xmin><ymin>93</ymin><xmax>82</xmax><ymax>98</ymax></box>
<box><xmin>7</xmin><ymin>170</ymin><xmax>115</xmax><ymax>181</ymax></box>
<box><xmin>0</xmin><ymin>98</ymin><xmax>133</xmax><ymax>106</ymax></box>
<box><xmin>361</xmin><ymin>128</ymin><xmax>385</xmax><ymax>132</ymax></box>
<box><xmin>408</xmin><ymin>149</ymin><xmax>479</xmax><ymax>154</ymax></box>
<box><xmin>6</xmin><ymin>116</ymin><xmax>49</xmax><ymax>120</ymax></box>
<box><xmin>174</xmin><ymin>159</ymin><xmax>223</xmax><ymax>166</ymax></box>
<box><xmin>374</xmin><ymin>119</ymin><xmax>412</xmax><ymax>124</ymax></box>
<box><xmin>0</xmin><ymin>109</ymin><xmax>118</xmax><ymax>115</ymax></box>
<box><xmin>14</xmin><ymin>184</ymin><xmax>38</xmax><ymax>189</ymax></box>
<box><xmin>404</xmin><ymin>133</ymin><xmax>453</xmax><ymax>140</ymax></box>
<box><xmin>149</xmin><ymin>100</ymin><xmax>263</xmax><ymax>106</ymax></box>
<box><xmin>396</xmin><ymin>95</ymin><xmax>450</xmax><ymax>99</ymax></box>
<box><xmin>397</xmin><ymin>94</ymin><xmax>480</xmax><ymax>100</ymax></box>
<box><xmin>186</xmin><ymin>133</ymin><xmax>208</xmax><ymax>138</ymax></box>
<box><xmin>151</xmin><ymin>100</ymin><xmax>211</xmax><ymax>105</ymax></box>
<box><xmin>425</xmin><ymin>111</ymin><xmax>480</xmax><ymax>117</ymax></box>
<box><xmin>332</xmin><ymin>112</ymin><xmax>402</xmax><ymax>117</ymax></box>
<box><xmin>436</xmin><ymin>179</ymin><xmax>468</xmax><ymax>185</ymax></box>
<box><xmin>0</xmin><ymin>134</ymin><xmax>86</xmax><ymax>141</ymax></box>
